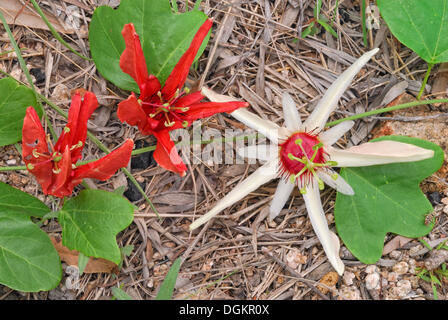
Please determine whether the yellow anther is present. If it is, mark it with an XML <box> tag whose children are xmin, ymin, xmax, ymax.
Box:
<box><xmin>64</xmin><ymin>127</ymin><xmax>70</xmax><ymax>133</ymax></box>
<box><xmin>26</xmin><ymin>163</ymin><xmax>34</xmax><ymax>170</ymax></box>
<box><xmin>164</xmin><ymin>120</ymin><xmax>175</xmax><ymax>127</ymax></box>
<box><xmin>318</xmin><ymin>179</ymin><xmax>325</xmax><ymax>190</ymax></box>
<box><xmin>289</xmin><ymin>175</ymin><xmax>296</xmax><ymax>184</ymax></box>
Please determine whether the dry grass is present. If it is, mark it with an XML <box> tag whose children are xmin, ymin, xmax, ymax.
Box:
<box><xmin>0</xmin><ymin>0</ymin><xmax>447</xmax><ymax>300</ymax></box>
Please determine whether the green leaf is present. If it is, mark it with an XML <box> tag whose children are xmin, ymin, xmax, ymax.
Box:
<box><xmin>0</xmin><ymin>77</ymin><xmax>40</xmax><ymax>147</ymax></box>
<box><xmin>0</xmin><ymin>181</ymin><xmax>50</xmax><ymax>218</ymax></box>
<box><xmin>113</xmin><ymin>186</ymin><xmax>126</xmax><ymax>196</ymax></box>
<box><xmin>0</xmin><ymin>182</ymin><xmax>61</xmax><ymax>292</ymax></box>
<box><xmin>335</xmin><ymin>136</ymin><xmax>444</xmax><ymax>264</ymax></box>
<box><xmin>112</xmin><ymin>286</ymin><xmax>134</xmax><ymax>300</ymax></box>
<box><xmin>58</xmin><ymin>190</ymin><xmax>134</xmax><ymax>264</ymax></box>
<box><xmin>89</xmin><ymin>0</ymin><xmax>209</xmax><ymax>92</ymax></box>
<box><xmin>156</xmin><ymin>257</ymin><xmax>181</xmax><ymax>300</ymax></box>
<box><xmin>377</xmin><ymin>0</ymin><xmax>448</xmax><ymax>64</ymax></box>
<box><xmin>77</xmin><ymin>251</ymin><xmax>89</xmax><ymax>275</ymax></box>
<box><xmin>120</xmin><ymin>244</ymin><xmax>134</xmax><ymax>257</ymax></box>
<box><xmin>317</xmin><ymin>19</ymin><xmax>338</xmax><ymax>38</ymax></box>
<box><xmin>301</xmin><ymin>22</ymin><xmax>315</xmax><ymax>38</ymax></box>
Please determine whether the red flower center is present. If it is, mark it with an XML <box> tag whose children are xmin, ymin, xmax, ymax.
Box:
<box><xmin>139</xmin><ymin>89</ymin><xmax>190</xmax><ymax>128</ymax></box>
<box><xmin>279</xmin><ymin>132</ymin><xmax>327</xmax><ymax>185</ymax></box>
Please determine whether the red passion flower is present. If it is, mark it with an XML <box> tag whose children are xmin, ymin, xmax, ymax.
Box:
<box><xmin>117</xmin><ymin>19</ymin><xmax>249</xmax><ymax>177</ymax></box>
<box><xmin>22</xmin><ymin>91</ymin><xmax>134</xmax><ymax>198</ymax></box>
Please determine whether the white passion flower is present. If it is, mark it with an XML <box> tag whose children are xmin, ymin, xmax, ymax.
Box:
<box><xmin>190</xmin><ymin>48</ymin><xmax>434</xmax><ymax>275</ymax></box>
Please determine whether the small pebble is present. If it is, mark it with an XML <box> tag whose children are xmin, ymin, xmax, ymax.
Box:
<box><xmin>387</xmin><ymin>272</ymin><xmax>398</xmax><ymax>282</ymax></box>
<box><xmin>6</xmin><ymin>159</ymin><xmax>16</xmax><ymax>165</ymax></box>
<box><xmin>365</xmin><ymin>273</ymin><xmax>380</xmax><ymax>290</ymax></box>
<box><xmin>285</xmin><ymin>248</ymin><xmax>307</xmax><ymax>269</ymax></box>
<box><xmin>389</xmin><ymin>250</ymin><xmax>402</xmax><ymax>260</ymax></box>
<box><xmin>394</xmin><ymin>279</ymin><xmax>412</xmax><ymax>297</ymax></box>
<box><xmin>443</xmin><ymin>206</ymin><xmax>448</xmax><ymax>215</ymax></box>
<box><xmin>392</xmin><ymin>261</ymin><xmax>409</xmax><ymax>275</ymax></box>
<box><xmin>409</xmin><ymin>245</ymin><xmax>423</xmax><ymax>256</ymax></box>
<box><xmin>338</xmin><ymin>286</ymin><xmax>361</xmax><ymax>300</ymax></box>
<box><xmin>343</xmin><ymin>271</ymin><xmax>356</xmax><ymax>286</ymax></box>
<box><xmin>365</xmin><ymin>265</ymin><xmax>378</xmax><ymax>274</ymax></box>
<box><xmin>408</xmin><ymin>258</ymin><xmax>417</xmax><ymax>274</ymax></box>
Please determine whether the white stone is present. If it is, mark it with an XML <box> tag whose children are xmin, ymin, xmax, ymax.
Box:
<box><xmin>365</xmin><ymin>265</ymin><xmax>378</xmax><ymax>274</ymax></box>
<box><xmin>365</xmin><ymin>273</ymin><xmax>380</xmax><ymax>290</ymax></box>
<box><xmin>392</xmin><ymin>261</ymin><xmax>409</xmax><ymax>275</ymax></box>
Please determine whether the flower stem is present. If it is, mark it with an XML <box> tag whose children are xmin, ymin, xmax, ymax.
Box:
<box><xmin>417</xmin><ymin>63</ymin><xmax>434</xmax><ymax>100</ymax></box>
<box><xmin>326</xmin><ymin>98</ymin><xmax>448</xmax><ymax>127</ymax></box>
<box><xmin>0</xmin><ymin>165</ymin><xmax>26</xmax><ymax>172</ymax></box>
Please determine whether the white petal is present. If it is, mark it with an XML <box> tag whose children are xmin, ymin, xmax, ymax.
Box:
<box><xmin>317</xmin><ymin>169</ymin><xmax>354</xmax><ymax>195</ymax></box>
<box><xmin>282</xmin><ymin>92</ymin><xmax>301</xmax><ymax>131</ymax></box>
<box><xmin>237</xmin><ymin>145</ymin><xmax>278</xmax><ymax>161</ymax></box>
<box><xmin>189</xmin><ymin>160</ymin><xmax>278</xmax><ymax>230</ymax></box>
<box><xmin>201</xmin><ymin>86</ymin><xmax>282</xmax><ymax>143</ymax></box>
<box><xmin>231</xmin><ymin>109</ymin><xmax>281</xmax><ymax>144</ymax></box>
<box><xmin>269</xmin><ymin>178</ymin><xmax>295</xmax><ymax>220</ymax></box>
<box><xmin>302</xmin><ymin>180</ymin><xmax>345</xmax><ymax>275</ymax></box>
<box><xmin>328</xmin><ymin>141</ymin><xmax>434</xmax><ymax>167</ymax></box>
<box><xmin>303</xmin><ymin>48</ymin><xmax>379</xmax><ymax>132</ymax></box>
<box><xmin>319</xmin><ymin>120</ymin><xmax>355</xmax><ymax>146</ymax></box>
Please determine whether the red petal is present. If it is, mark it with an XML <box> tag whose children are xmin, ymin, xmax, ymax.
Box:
<box><xmin>22</xmin><ymin>107</ymin><xmax>53</xmax><ymax>192</ymax></box>
<box><xmin>117</xmin><ymin>93</ymin><xmax>148</xmax><ymax>132</ymax></box>
<box><xmin>54</xmin><ymin>92</ymin><xmax>99</xmax><ymax>163</ymax></box>
<box><xmin>22</xmin><ymin>107</ymin><xmax>49</xmax><ymax>159</ymax></box>
<box><xmin>71</xmin><ymin>92</ymin><xmax>99</xmax><ymax>162</ymax></box>
<box><xmin>183</xmin><ymin>101</ymin><xmax>249</xmax><ymax>121</ymax></box>
<box><xmin>69</xmin><ymin>139</ymin><xmax>134</xmax><ymax>187</ymax></box>
<box><xmin>48</xmin><ymin>146</ymin><xmax>73</xmax><ymax>198</ymax></box>
<box><xmin>54</xmin><ymin>92</ymin><xmax>81</xmax><ymax>153</ymax></box>
<box><xmin>153</xmin><ymin>131</ymin><xmax>187</xmax><ymax>176</ymax></box>
<box><xmin>173</xmin><ymin>91</ymin><xmax>204</xmax><ymax>109</ymax></box>
<box><xmin>120</xmin><ymin>23</ymin><xmax>149</xmax><ymax>93</ymax></box>
<box><xmin>141</xmin><ymin>75</ymin><xmax>162</xmax><ymax>100</ymax></box>
<box><xmin>161</xmin><ymin>19</ymin><xmax>213</xmax><ymax>100</ymax></box>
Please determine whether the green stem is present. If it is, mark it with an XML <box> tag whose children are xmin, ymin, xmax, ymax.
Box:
<box><xmin>0</xmin><ymin>11</ymin><xmax>57</xmax><ymax>139</ymax></box>
<box><xmin>29</xmin><ymin>0</ymin><xmax>91</xmax><ymax>61</ymax></box>
<box><xmin>0</xmin><ymin>165</ymin><xmax>26</xmax><ymax>172</ymax></box>
<box><xmin>326</xmin><ymin>98</ymin><xmax>448</xmax><ymax>127</ymax></box>
<box><xmin>417</xmin><ymin>63</ymin><xmax>434</xmax><ymax>100</ymax></box>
